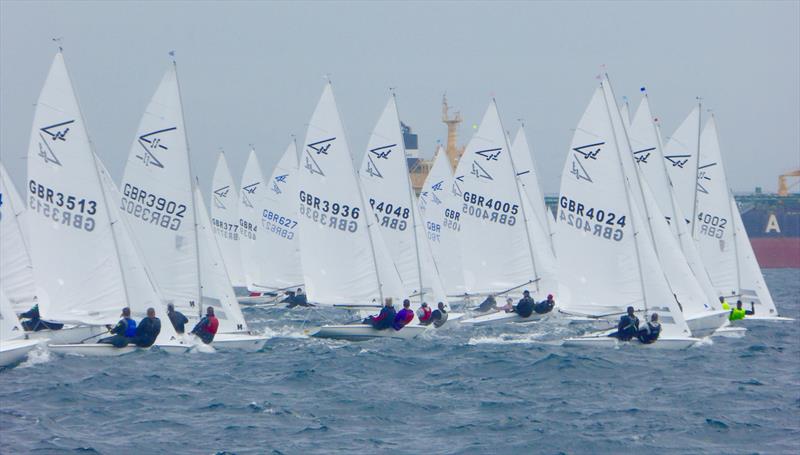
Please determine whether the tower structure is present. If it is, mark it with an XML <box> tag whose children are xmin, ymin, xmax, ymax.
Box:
<box><xmin>442</xmin><ymin>94</ymin><xmax>465</xmax><ymax>171</ymax></box>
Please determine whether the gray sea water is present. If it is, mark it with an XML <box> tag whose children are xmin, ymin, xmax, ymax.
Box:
<box><xmin>1</xmin><ymin>269</ymin><xmax>798</xmax><ymax>454</ymax></box>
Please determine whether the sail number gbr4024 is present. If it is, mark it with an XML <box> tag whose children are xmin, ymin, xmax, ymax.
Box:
<box><xmin>558</xmin><ymin>196</ymin><xmax>626</xmax><ymax>241</ymax></box>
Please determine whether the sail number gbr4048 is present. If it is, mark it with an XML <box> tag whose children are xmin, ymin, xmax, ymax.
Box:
<box><xmin>558</xmin><ymin>196</ymin><xmax>626</xmax><ymax>241</ymax></box>
<box><xmin>299</xmin><ymin>190</ymin><xmax>360</xmax><ymax>233</ymax></box>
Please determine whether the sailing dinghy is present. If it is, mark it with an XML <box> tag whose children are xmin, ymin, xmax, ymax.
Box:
<box><xmin>0</xmin><ymin>290</ymin><xmax>41</xmax><ymax>367</ymax></box>
<box><xmin>119</xmin><ymin>61</ymin><xmax>266</xmax><ymax>350</ymax></box>
<box><xmin>210</xmin><ymin>152</ymin><xmax>247</xmax><ymax>295</ymax></box>
<box><xmin>0</xmin><ymin>163</ymin><xmax>37</xmax><ymax>313</ymax></box>
<box><xmin>455</xmin><ymin>101</ymin><xmax>557</xmax><ymax>326</ymax></box>
<box><xmin>298</xmin><ymin>85</ymin><xmax>426</xmax><ymax>341</ymax></box>
<box><xmin>557</xmin><ymin>78</ymin><xmax>699</xmax><ymax>349</ymax></box>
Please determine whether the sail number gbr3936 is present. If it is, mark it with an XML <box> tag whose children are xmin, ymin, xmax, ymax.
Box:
<box><xmin>299</xmin><ymin>190</ymin><xmax>360</xmax><ymax>233</ymax></box>
<box><xmin>558</xmin><ymin>196</ymin><xmax>626</xmax><ymax>241</ymax></box>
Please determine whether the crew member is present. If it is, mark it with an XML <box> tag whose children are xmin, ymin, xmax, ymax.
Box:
<box><xmin>99</xmin><ymin>307</ymin><xmax>137</xmax><ymax>347</ymax></box>
<box><xmin>364</xmin><ymin>298</ymin><xmax>396</xmax><ymax>330</ymax></box>
<box><xmin>431</xmin><ymin>302</ymin><xmax>449</xmax><ymax>328</ymax></box>
<box><xmin>515</xmin><ymin>290</ymin><xmax>535</xmax><ymax>318</ymax></box>
<box><xmin>477</xmin><ymin>295</ymin><xmax>497</xmax><ymax>313</ymax></box>
<box><xmin>609</xmin><ymin>306</ymin><xmax>639</xmax><ymax>341</ymax></box>
<box><xmin>417</xmin><ymin>302</ymin><xmax>432</xmax><ymax>325</ymax></box>
<box><xmin>719</xmin><ymin>296</ymin><xmax>730</xmax><ymax>310</ymax></box>
<box><xmin>281</xmin><ymin>290</ymin><xmax>296</xmax><ymax>305</ymax></box>
<box><xmin>191</xmin><ymin>306</ymin><xmax>219</xmax><ymax>344</ymax></box>
<box><xmin>167</xmin><ymin>303</ymin><xmax>189</xmax><ymax>334</ymax></box>
<box><xmin>637</xmin><ymin>313</ymin><xmax>661</xmax><ymax>344</ymax></box>
<box><xmin>393</xmin><ymin>300</ymin><xmax>415</xmax><ymax>330</ymax></box>
<box><xmin>501</xmin><ymin>297</ymin><xmax>515</xmax><ymax>313</ymax></box>
<box><xmin>132</xmin><ymin>308</ymin><xmax>162</xmax><ymax>348</ymax></box>
<box><xmin>18</xmin><ymin>302</ymin><xmax>64</xmax><ymax>332</ymax></box>
<box><xmin>533</xmin><ymin>294</ymin><xmax>555</xmax><ymax>315</ymax></box>
<box><xmin>729</xmin><ymin>300</ymin><xmax>755</xmax><ymax>321</ymax></box>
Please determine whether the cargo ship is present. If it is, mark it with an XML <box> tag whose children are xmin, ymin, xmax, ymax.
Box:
<box><xmin>404</xmin><ymin>99</ymin><xmax>800</xmax><ymax>269</ymax></box>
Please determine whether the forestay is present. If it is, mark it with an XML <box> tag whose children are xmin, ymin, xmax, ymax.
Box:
<box><xmin>259</xmin><ymin>141</ymin><xmax>304</xmax><ymax>289</ymax></box>
<box><xmin>0</xmin><ymin>163</ymin><xmax>36</xmax><ymax>312</ymax></box>
<box><xmin>26</xmin><ymin>52</ymin><xmax>127</xmax><ymax>324</ymax></box>
<box><xmin>359</xmin><ymin>96</ymin><xmax>448</xmax><ymax>307</ymax></box>
<box><xmin>418</xmin><ymin>147</ymin><xmax>466</xmax><ymax>296</ymax></box>
<box><xmin>510</xmin><ymin>127</ymin><xmax>555</xmax><ymax>256</ymax></box>
<box><xmin>120</xmin><ymin>63</ymin><xmax>200</xmax><ymax>318</ymax></box>
<box><xmin>297</xmin><ymin>84</ymin><xmax>403</xmax><ymax>306</ymax></box>
<box><xmin>555</xmin><ymin>83</ymin><xmax>690</xmax><ymax>339</ymax></box>
<box><xmin>210</xmin><ymin>152</ymin><xmax>246</xmax><ymax>289</ymax></box>
<box><xmin>194</xmin><ymin>186</ymin><xmax>249</xmax><ymax>332</ymax></box>
<box><xmin>454</xmin><ymin>101</ymin><xmax>537</xmax><ymax>295</ymax></box>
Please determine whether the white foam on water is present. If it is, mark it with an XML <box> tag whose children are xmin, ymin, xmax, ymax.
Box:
<box><xmin>18</xmin><ymin>345</ymin><xmax>52</xmax><ymax>367</ymax></box>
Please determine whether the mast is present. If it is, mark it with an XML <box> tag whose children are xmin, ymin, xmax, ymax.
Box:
<box><xmin>728</xmin><ymin>190</ymin><xmax>743</xmax><ymax>296</ymax></box>
<box><xmin>690</xmin><ymin>99</ymin><xmax>702</xmax><ymax>237</ymax></box>
<box><xmin>173</xmin><ymin>58</ymin><xmax>204</xmax><ymax>318</ymax></box>
<box><xmin>600</xmin><ymin>79</ymin><xmax>648</xmax><ymax>313</ymax></box>
<box><xmin>395</xmin><ymin>93</ymin><xmax>426</xmax><ymax>303</ymax></box>
<box><xmin>497</xmin><ymin>101</ymin><xmax>539</xmax><ymax>293</ymax></box>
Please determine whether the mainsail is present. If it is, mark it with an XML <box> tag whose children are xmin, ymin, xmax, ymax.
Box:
<box><xmin>0</xmin><ymin>163</ymin><xmax>36</xmax><ymax>312</ymax></box>
<box><xmin>210</xmin><ymin>152</ymin><xmax>246</xmax><ymax>289</ymax></box>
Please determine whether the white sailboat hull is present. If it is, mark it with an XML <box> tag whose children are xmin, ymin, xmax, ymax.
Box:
<box><xmin>0</xmin><ymin>339</ymin><xmax>41</xmax><ymax>367</ymax></box>
<box><xmin>48</xmin><ymin>343</ymin><xmax>141</xmax><ymax>356</ymax></box>
<box><xmin>460</xmin><ymin>310</ymin><xmax>547</xmax><ymax>326</ymax></box>
<box><xmin>711</xmin><ymin>326</ymin><xmax>747</xmax><ymax>338</ymax></box>
<box><xmin>741</xmin><ymin>315</ymin><xmax>795</xmax><ymax>322</ymax></box>
<box><xmin>26</xmin><ymin>324</ymin><xmax>106</xmax><ymax>344</ymax></box>
<box><xmin>212</xmin><ymin>333</ymin><xmax>269</xmax><ymax>351</ymax></box>
<box><xmin>563</xmin><ymin>330</ymin><xmax>699</xmax><ymax>350</ymax></box>
<box><xmin>685</xmin><ymin>310</ymin><xmax>731</xmax><ymax>338</ymax></box>
<box><xmin>311</xmin><ymin>324</ymin><xmax>427</xmax><ymax>341</ymax></box>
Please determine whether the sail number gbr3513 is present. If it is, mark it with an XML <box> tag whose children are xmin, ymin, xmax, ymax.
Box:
<box><xmin>558</xmin><ymin>196</ymin><xmax>626</xmax><ymax>241</ymax></box>
<box><xmin>28</xmin><ymin>180</ymin><xmax>97</xmax><ymax>231</ymax></box>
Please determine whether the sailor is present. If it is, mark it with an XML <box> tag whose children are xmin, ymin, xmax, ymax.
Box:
<box><xmin>18</xmin><ymin>301</ymin><xmax>64</xmax><ymax>332</ymax></box>
<box><xmin>417</xmin><ymin>302</ymin><xmax>433</xmax><ymax>325</ymax></box>
<box><xmin>364</xmin><ymin>298</ymin><xmax>396</xmax><ymax>330</ymax></box>
<box><xmin>99</xmin><ymin>307</ymin><xmax>137</xmax><ymax>348</ymax></box>
<box><xmin>514</xmin><ymin>290</ymin><xmax>535</xmax><ymax>318</ymax></box>
<box><xmin>477</xmin><ymin>295</ymin><xmax>498</xmax><ymax>313</ymax></box>
<box><xmin>501</xmin><ymin>297</ymin><xmax>515</xmax><ymax>313</ymax></box>
<box><xmin>393</xmin><ymin>299</ymin><xmax>415</xmax><ymax>331</ymax></box>
<box><xmin>729</xmin><ymin>300</ymin><xmax>755</xmax><ymax>321</ymax></box>
<box><xmin>191</xmin><ymin>306</ymin><xmax>220</xmax><ymax>344</ymax></box>
<box><xmin>719</xmin><ymin>296</ymin><xmax>730</xmax><ymax>310</ymax></box>
<box><xmin>167</xmin><ymin>303</ymin><xmax>189</xmax><ymax>334</ymax></box>
<box><xmin>533</xmin><ymin>294</ymin><xmax>556</xmax><ymax>315</ymax></box>
<box><xmin>637</xmin><ymin>313</ymin><xmax>661</xmax><ymax>344</ymax></box>
<box><xmin>131</xmin><ymin>308</ymin><xmax>162</xmax><ymax>348</ymax></box>
<box><xmin>280</xmin><ymin>290</ymin><xmax>296</xmax><ymax>305</ymax></box>
<box><xmin>609</xmin><ymin>306</ymin><xmax>640</xmax><ymax>341</ymax></box>
<box><xmin>293</xmin><ymin>288</ymin><xmax>311</xmax><ymax>307</ymax></box>
<box><xmin>430</xmin><ymin>302</ymin><xmax>449</xmax><ymax>328</ymax></box>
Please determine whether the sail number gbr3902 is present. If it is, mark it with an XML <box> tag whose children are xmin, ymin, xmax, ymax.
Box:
<box><xmin>558</xmin><ymin>196</ymin><xmax>626</xmax><ymax>241</ymax></box>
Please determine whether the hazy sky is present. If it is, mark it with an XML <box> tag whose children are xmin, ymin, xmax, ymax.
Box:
<box><xmin>2</xmin><ymin>0</ymin><xmax>798</xmax><ymax>196</ymax></box>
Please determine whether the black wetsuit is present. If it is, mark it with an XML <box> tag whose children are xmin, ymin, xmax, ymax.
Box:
<box><xmin>637</xmin><ymin>321</ymin><xmax>661</xmax><ymax>344</ymax></box>
<box><xmin>431</xmin><ymin>309</ymin><xmax>449</xmax><ymax>328</ymax></box>
<box><xmin>612</xmin><ymin>314</ymin><xmax>640</xmax><ymax>341</ymax></box>
<box><xmin>477</xmin><ymin>296</ymin><xmax>497</xmax><ymax>313</ymax></box>
<box><xmin>19</xmin><ymin>305</ymin><xmax>64</xmax><ymax>331</ymax></box>
<box><xmin>132</xmin><ymin>317</ymin><xmax>161</xmax><ymax>347</ymax></box>
<box><xmin>533</xmin><ymin>299</ymin><xmax>555</xmax><ymax>315</ymax></box>
<box><xmin>168</xmin><ymin>310</ymin><xmax>189</xmax><ymax>334</ymax></box>
<box><xmin>99</xmin><ymin>319</ymin><xmax>134</xmax><ymax>348</ymax></box>
<box><xmin>515</xmin><ymin>297</ymin><xmax>535</xmax><ymax>318</ymax></box>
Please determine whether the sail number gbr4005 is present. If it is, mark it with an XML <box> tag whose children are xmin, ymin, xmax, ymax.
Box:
<box><xmin>558</xmin><ymin>196</ymin><xmax>626</xmax><ymax>241</ymax></box>
<box><xmin>299</xmin><ymin>190</ymin><xmax>360</xmax><ymax>233</ymax></box>
<box><xmin>461</xmin><ymin>192</ymin><xmax>518</xmax><ymax>226</ymax></box>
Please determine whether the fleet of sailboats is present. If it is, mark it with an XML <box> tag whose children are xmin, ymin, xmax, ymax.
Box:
<box><xmin>0</xmin><ymin>51</ymin><xmax>791</xmax><ymax>365</ymax></box>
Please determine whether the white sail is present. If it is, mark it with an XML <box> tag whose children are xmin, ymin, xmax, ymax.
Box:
<box><xmin>237</xmin><ymin>149</ymin><xmax>269</xmax><ymax>291</ymax></box>
<box><xmin>663</xmin><ymin>105</ymin><xmax>701</xmax><ymax>226</ymax></box>
<box><xmin>730</xmin><ymin>193</ymin><xmax>779</xmax><ymax>316</ymax></box>
<box><xmin>210</xmin><ymin>152</ymin><xmax>246</xmax><ymax>289</ymax></box>
<box><xmin>620</xmin><ymin>100</ymin><xmax>632</xmax><ymax>127</ymax></box>
<box><xmin>120</xmin><ymin>64</ymin><xmax>200</xmax><ymax>318</ymax></box>
<box><xmin>418</xmin><ymin>147</ymin><xmax>466</xmax><ymax>296</ymax></box>
<box><xmin>0</xmin><ymin>163</ymin><xmax>36</xmax><ymax>312</ymax></box>
<box><xmin>359</xmin><ymin>96</ymin><xmax>448</xmax><ymax>307</ymax></box>
<box><xmin>96</xmin><ymin>158</ymin><xmax>180</xmax><ymax>344</ymax></box>
<box><xmin>195</xmin><ymin>185</ymin><xmax>249</xmax><ymax>332</ymax></box>
<box><xmin>297</xmin><ymin>84</ymin><xmax>403</xmax><ymax>306</ymax></box>
<box><xmin>259</xmin><ymin>141</ymin><xmax>304</xmax><ymax>289</ymax></box>
<box><xmin>26</xmin><ymin>53</ymin><xmax>128</xmax><ymax>325</ymax></box>
<box><xmin>453</xmin><ymin>101</ymin><xmax>537</xmax><ymax>295</ymax></box>
<box><xmin>510</xmin><ymin>127</ymin><xmax>555</xmax><ymax>255</ymax></box>
<box><xmin>555</xmin><ymin>83</ymin><xmax>690</xmax><ymax>339</ymax></box>
<box><xmin>0</xmin><ymin>289</ymin><xmax>24</xmax><ymax>341</ymax></box>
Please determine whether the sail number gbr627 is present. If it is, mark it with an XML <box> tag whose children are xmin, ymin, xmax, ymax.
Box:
<box><xmin>558</xmin><ymin>196</ymin><xmax>626</xmax><ymax>241</ymax></box>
